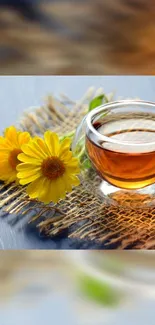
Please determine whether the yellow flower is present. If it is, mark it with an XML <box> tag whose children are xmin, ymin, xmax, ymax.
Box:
<box><xmin>0</xmin><ymin>126</ymin><xmax>31</xmax><ymax>184</ymax></box>
<box><xmin>17</xmin><ymin>131</ymin><xmax>80</xmax><ymax>204</ymax></box>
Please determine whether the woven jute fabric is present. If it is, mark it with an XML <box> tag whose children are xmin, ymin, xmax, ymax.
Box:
<box><xmin>1</xmin><ymin>90</ymin><xmax>155</xmax><ymax>250</ymax></box>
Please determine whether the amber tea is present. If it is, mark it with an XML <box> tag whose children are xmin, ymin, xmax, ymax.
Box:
<box><xmin>86</xmin><ymin>112</ymin><xmax>155</xmax><ymax>190</ymax></box>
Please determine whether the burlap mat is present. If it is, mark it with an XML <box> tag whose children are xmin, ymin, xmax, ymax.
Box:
<box><xmin>0</xmin><ymin>89</ymin><xmax>155</xmax><ymax>250</ymax></box>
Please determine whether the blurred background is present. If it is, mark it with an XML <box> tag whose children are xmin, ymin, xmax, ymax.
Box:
<box><xmin>0</xmin><ymin>0</ymin><xmax>155</xmax><ymax>75</ymax></box>
<box><xmin>0</xmin><ymin>251</ymin><xmax>155</xmax><ymax>325</ymax></box>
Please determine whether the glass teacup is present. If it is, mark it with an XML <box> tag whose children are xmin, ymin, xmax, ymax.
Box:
<box><xmin>72</xmin><ymin>100</ymin><xmax>155</xmax><ymax>207</ymax></box>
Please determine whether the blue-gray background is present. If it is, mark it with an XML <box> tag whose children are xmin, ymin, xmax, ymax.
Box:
<box><xmin>0</xmin><ymin>76</ymin><xmax>155</xmax><ymax>249</ymax></box>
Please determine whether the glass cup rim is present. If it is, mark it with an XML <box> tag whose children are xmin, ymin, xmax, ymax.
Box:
<box><xmin>86</xmin><ymin>99</ymin><xmax>155</xmax><ymax>148</ymax></box>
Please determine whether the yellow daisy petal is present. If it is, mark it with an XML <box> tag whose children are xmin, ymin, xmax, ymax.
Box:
<box><xmin>35</xmin><ymin>137</ymin><xmax>51</xmax><ymax>156</ymax></box>
<box><xmin>65</xmin><ymin>157</ymin><xmax>80</xmax><ymax>167</ymax></box>
<box><xmin>0</xmin><ymin>136</ymin><xmax>5</xmax><ymax>142</ymax></box>
<box><xmin>59</xmin><ymin>151</ymin><xmax>73</xmax><ymax>162</ymax></box>
<box><xmin>18</xmin><ymin>153</ymin><xmax>42</xmax><ymax>165</ymax></box>
<box><xmin>0</xmin><ymin>126</ymin><xmax>31</xmax><ymax>184</ymax></box>
<box><xmin>31</xmin><ymin>139</ymin><xmax>49</xmax><ymax>158</ymax></box>
<box><xmin>19</xmin><ymin>173</ymin><xmax>40</xmax><ymax>185</ymax></box>
<box><xmin>66</xmin><ymin>166</ymin><xmax>80</xmax><ymax>174</ymax></box>
<box><xmin>5</xmin><ymin>173</ymin><xmax>17</xmax><ymax>184</ymax></box>
<box><xmin>59</xmin><ymin>138</ymin><xmax>71</xmax><ymax>153</ymax></box>
<box><xmin>0</xmin><ymin>168</ymin><xmax>17</xmax><ymax>182</ymax></box>
<box><xmin>0</xmin><ymin>162</ymin><xmax>13</xmax><ymax>176</ymax></box>
<box><xmin>40</xmin><ymin>179</ymin><xmax>53</xmax><ymax>204</ymax></box>
<box><xmin>18</xmin><ymin>132</ymin><xmax>31</xmax><ymax>146</ymax></box>
<box><xmin>0</xmin><ymin>159</ymin><xmax>9</xmax><ymax>167</ymax></box>
<box><xmin>37</xmin><ymin>178</ymin><xmax>49</xmax><ymax>200</ymax></box>
<box><xmin>17</xmin><ymin>163</ymin><xmax>41</xmax><ymax>172</ymax></box>
<box><xmin>44</xmin><ymin>131</ymin><xmax>60</xmax><ymax>156</ymax></box>
<box><xmin>0</xmin><ymin>140</ymin><xmax>11</xmax><ymax>150</ymax></box>
<box><xmin>61</xmin><ymin>174</ymin><xmax>72</xmax><ymax>192</ymax></box>
<box><xmin>56</xmin><ymin>177</ymin><xmax>66</xmax><ymax>196</ymax></box>
<box><xmin>21</xmin><ymin>143</ymin><xmax>46</xmax><ymax>160</ymax></box>
<box><xmin>65</xmin><ymin>157</ymin><xmax>80</xmax><ymax>174</ymax></box>
<box><xmin>39</xmin><ymin>179</ymin><xmax>61</xmax><ymax>204</ymax></box>
<box><xmin>49</xmin><ymin>180</ymin><xmax>64</xmax><ymax>203</ymax></box>
<box><xmin>27</xmin><ymin>177</ymin><xmax>45</xmax><ymax>199</ymax></box>
<box><xmin>69</xmin><ymin>175</ymin><xmax>80</xmax><ymax>186</ymax></box>
<box><xmin>51</xmin><ymin>178</ymin><xmax>66</xmax><ymax>203</ymax></box>
<box><xmin>4</xmin><ymin>126</ymin><xmax>17</xmax><ymax>139</ymax></box>
<box><xmin>38</xmin><ymin>178</ymin><xmax>51</xmax><ymax>202</ymax></box>
<box><xmin>17</xmin><ymin>167</ymin><xmax>41</xmax><ymax>179</ymax></box>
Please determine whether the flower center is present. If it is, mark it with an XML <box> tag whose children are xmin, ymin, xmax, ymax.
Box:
<box><xmin>41</xmin><ymin>157</ymin><xmax>65</xmax><ymax>180</ymax></box>
<box><xmin>9</xmin><ymin>149</ymin><xmax>22</xmax><ymax>170</ymax></box>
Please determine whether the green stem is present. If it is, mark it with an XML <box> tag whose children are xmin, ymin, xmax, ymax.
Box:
<box><xmin>77</xmin><ymin>146</ymin><xmax>85</xmax><ymax>160</ymax></box>
<box><xmin>60</xmin><ymin>130</ymin><xmax>75</xmax><ymax>141</ymax></box>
